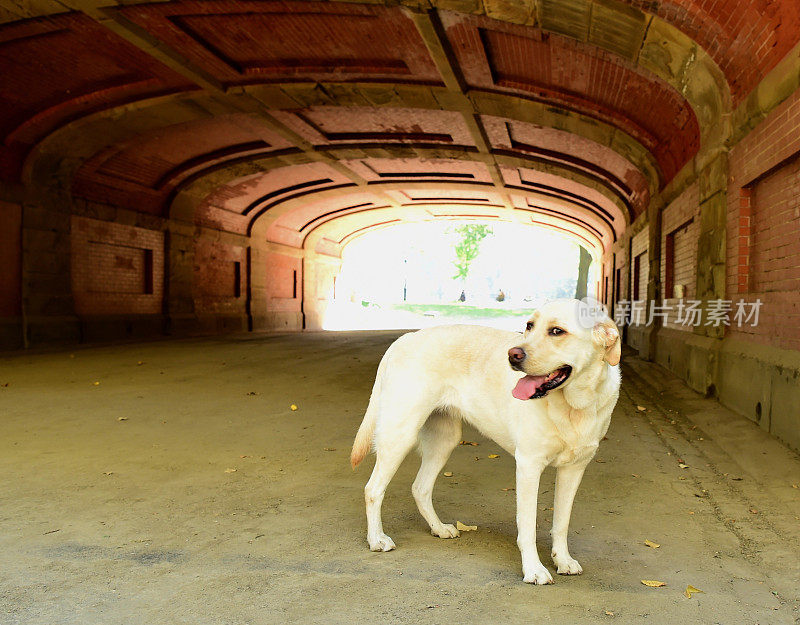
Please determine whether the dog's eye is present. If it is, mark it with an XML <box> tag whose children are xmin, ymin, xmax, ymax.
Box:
<box><xmin>525</xmin><ymin>321</ymin><xmax>533</xmax><ymax>331</ymax></box>
<box><xmin>548</xmin><ymin>327</ymin><xmax>566</xmax><ymax>336</ymax></box>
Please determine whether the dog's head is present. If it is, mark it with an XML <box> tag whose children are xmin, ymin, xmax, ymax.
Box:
<box><xmin>508</xmin><ymin>299</ymin><xmax>620</xmax><ymax>401</ymax></box>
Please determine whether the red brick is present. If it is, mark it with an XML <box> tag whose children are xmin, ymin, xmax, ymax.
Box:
<box><xmin>71</xmin><ymin>216</ymin><xmax>164</xmax><ymax>316</ymax></box>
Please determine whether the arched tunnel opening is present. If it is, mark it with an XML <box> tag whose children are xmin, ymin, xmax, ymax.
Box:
<box><xmin>325</xmin><ymin>220</ymin><xmax>595</xmax><ymax>330</ymax></box>
<box><xmin>1</xmin><ymin>1</ymin><xmax>800</xmax><ymax>621</ymax></box>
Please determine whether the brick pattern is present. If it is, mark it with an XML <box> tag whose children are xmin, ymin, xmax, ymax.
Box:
<box><xmin>735</xmin><ymin>188</ymin><xmax>754</xmax><ymax>294</ymax></box>
<box><xmin>630</xmin><ymin>227</ymin><xmax>649</xmax><ymax>298</ymax></box>
<box><xmin>752</xmin><ymin>161</ymin><xmax>800</xmax><ymax>292</ymax></box>
<box><xmin>727</xmin><ymin>86</ymin><xmax>800</xmax><ymax>352</ymax></box>
<box><xmin>193</xmin><ymin>240</ymin><xmax>245</xmax><ymax>314</ymax></box>
<box><xmin>266</xmin><ymin>191</ymin><xmax>383</xmax><ymax>248</ymax></box>
<box><xmin>0</xmin><ymin>202</ymin><xmax>22</xmax><ymax>316</ymax></box>
<box><xmin>657</xmin><ymin>183</ymin><xmax>700</xmax><ymax>331</ymax></box>
<box><xmin>340</xmin><ymin>158</ymin><xmax>493</xmax><ymax>184</ymax></box>
<box><xmin>729</xmin><ymin>89</ymin><xmax>800</xmax><ymax>187</ymax></box>
<box><xmin>272</xmin><ymin>107</ymin><xmax>474</xmax><ymax>148</ymax></box>
<box><xmin>197</xmin><ymin>162</ymin><xmax>350</xmax><ymax>235</ymax></box>
<box><xmin>483</xmin><ymin>116</ymin><xmax>650</xmax><ymax>216</ymax></box>
<box><xmin>74</xmin><ymin>115</ymin><xmax>292</xmax><ymax>216</ymax></box>
<box><xmin>441</xmin><ymin>11</ymin><xmax>700</xmax><ymax>184</ymax></box>
<box><xmin>71</xmin><ymin>216</ymin><xmax>164</xmax><ymax>316</ymax></box>
<box><xmin>0</xmin><ymin>12</ymin><xmax>192</xmax><ymax>181</ymax></box>
<box><xmin>751</xmin><ymin>162</ymin><xmax>800</xmax><ymax>294</ymax></box>
<box><xmin>120</xmin><ymin>1</ymin><xmax>441</xmax><ymax>88</ymax></box>
<box><xmin>614</xmin><ymin>245</ymin><xmax>628</xmax><ymax>303</ymax></box>
<box><xmin>265</xmin><ymin>252</ymin><xmax>301</xmax><ymax>313</ymax></box>
<box><xmin>627</xmin><ymin>0</ymin><xmax>800</xmax><ymax>104</ymax></box>
<box><xmin>501</xmin><ymin>165</ymin><xmax>620</xmax><ymax>248</ymax></box>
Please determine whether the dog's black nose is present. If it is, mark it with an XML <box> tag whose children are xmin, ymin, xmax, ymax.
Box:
<box><xmin>508</xmin><ymin>347</ymin><xmax>526</xmax><ymax>365</ymax></box>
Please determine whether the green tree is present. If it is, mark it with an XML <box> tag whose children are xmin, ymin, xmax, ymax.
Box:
<box><xmin>451</xmin><ymin>224</ymin><xmax>493</xmax><ymax>281</ymax></box>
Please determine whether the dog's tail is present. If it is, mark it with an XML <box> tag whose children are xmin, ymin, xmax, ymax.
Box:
<box><xmin>350</xmin><ymin>353</ymin><xmax>388</xmax><ymax>469</ymax></box>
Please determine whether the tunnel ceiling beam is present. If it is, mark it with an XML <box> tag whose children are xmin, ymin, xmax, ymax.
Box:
<box><xmin>3</xmin><ymin>0</ymin><xmax>798</xmax><ymax>266</ymax></box>
<box><xmin>407</xmin><ymin>9</ymin><xmax>514</xmax><ymax>211</ymax></box>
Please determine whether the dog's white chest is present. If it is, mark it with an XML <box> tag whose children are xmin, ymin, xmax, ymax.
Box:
<box><xmin>541</xmin><ymin>404</ymin><xmax>608</xmax><ymax>467</ymax></box>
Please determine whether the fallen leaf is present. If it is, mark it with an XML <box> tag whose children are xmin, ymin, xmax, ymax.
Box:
<box><xmin>644</xmin><ymin>539</ymin><xmax>660</xmax><ymax>549</ymax></box>
<box><xmin>637</xmin><ymin>405</ymin><xmax>646</xmax><ymax>411</ymax></box>
<box><xmin>323</xmin><ymin>447</ymin><xmax>336</xmax><ymax>452</ymax></box>
<box><xmin>792</xmin><ymin>483</ymin><xmax>798</xmax><ymax>489</ymax></box>
<box><xmin>678</xmin><ymin>463</ymin><xmax>689</xmax><ymax>469</ymax></box>
<box><xmin>93</xmin><ymin>381</ymin><xmax>100</xmax><ymax>386</ymax></box>
<box><xmin>641</xmin><ymin>580</ymin><xmax>666</xmax><ymax>587</ymax></box>
<box><xmin>456</xmin><ymin>521</ymin><xmax>477</xmax><ymax>531</ymax></box>
<box><xmin>443</xmin><ymin>471</ymin><xmax>453</xmax><ymax>477</ymax></box>
<box><xmin>0</xmin><ymin>382</ymin><xmax>8</xmax><ymax>388</ymax></box>
<box><xmin>290</xmin><ymin>404</ymin><xmax>298</xmax><ymax>411</ymax></box>
<box><xmin>749</xmin><ymin>508</ymin><xmax>758</xmax><ymax>514</ymax></box>
<box><xmin>459</xmin><ymin>440</ymin><xmax>479</xmax><ymax>446</ymax></box>
<box><xmin>224</xmin><ymin>468</ymin><xmax>237</xmax><ymax>473</ymax></box>
<box><xmin>595</xmin><ymin>458</ymin><xmax>605</xmax><ymax>463</ymax></box>
<box><xmin>604</xmin><ymin>611</ymin><xmax>614</xmax><ymax>616</ymax></box>
<box><xmin>103</xmin><ymin>471</ymin><xmax>113</xmax><ymax>476</ymax></box>
<box><xmin>685</xmin><ymin>585</ymin><xmax>704</xmax><ymax>598</ymax></box>
<box><xmin>688</xmin><ymin>511</ymin><xmax>695</xmax><ymax>515</ymax></box>
<box><xmin>501</xmin><ymin>487</ymin><xmax>515</xmax><ymax>491</ymax></box>
<box><xmin>136</xmin><ymin>361</ymin><xmax>144</xmax><ymax>366</ymax></box>
<box><xmin>488</xmin><ymin>454</ymin><xmax>500</xmax><ymax>459</ymax></box>
<box><xmin>117</xmin><ymin>417</ymin><xmax>128</xmax><ymax>421</ymax></box>
<box><xmin>246</xmin><ymin>391</ymin><xmax>258</xmax><ymax>396</ymax></box>
<box><xmin>631</xmin><ymin>474</ymin><xmax>639</xmax><ymax>478</ymax></box>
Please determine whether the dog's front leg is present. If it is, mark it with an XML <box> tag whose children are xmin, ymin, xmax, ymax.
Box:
<box><xmin>515</xmin><ymin>454</ymin><xmax>552</xmax><ymax>584</ymax></box>
<box><xmin>550</xmin><ymin>462</ymin><xmax>589</xmax><ymax>575</ymax></box>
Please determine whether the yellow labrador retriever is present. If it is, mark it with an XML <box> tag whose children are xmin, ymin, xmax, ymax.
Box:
<box><xmin>351</xmin><ymin>298</ymin><xmax>621</xmax><ymax>584</ymax></box>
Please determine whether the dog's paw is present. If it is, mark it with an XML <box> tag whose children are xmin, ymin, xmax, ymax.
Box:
<box><xmin>553</xmin><ymin>554</ymin><xmax>583</xmax><ymax>575</ymax></box>
<box><xmin>368</xmin><ymin>533</ymin><xmax>396</xmax><ymax>552</ymax></box>
<box><xmin>523</xmin><ymin>563</ymin><xmax>554</xmax><ymax>585</ymax></box>
<box><xmin>431</xmin><ymin>523</ymin><xmax>460</xmax><ymax>539</ymax></box>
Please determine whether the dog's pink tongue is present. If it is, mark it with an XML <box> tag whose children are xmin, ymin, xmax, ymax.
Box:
<box><xmin>512</xmin><ymin>375</ymin><xmax>548</xmax><ymax>400</ymax></box>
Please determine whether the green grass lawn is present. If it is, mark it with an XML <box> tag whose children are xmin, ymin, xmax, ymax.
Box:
<box><xmin>388</xmin><ymin>302</ymin><xmax>534</xmax><ymax>318</ymax></box>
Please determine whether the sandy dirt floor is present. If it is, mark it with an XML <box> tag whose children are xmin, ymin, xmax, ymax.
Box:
<box><xmin>0</xmin><ymin>331</ymin><xmax>798</xmax><ymax>625</ymax></box>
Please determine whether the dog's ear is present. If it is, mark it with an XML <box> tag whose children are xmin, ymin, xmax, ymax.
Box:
<box><xmin>593</xmin><ymin>319</ymin><xmax>621</xmax><ymax>366</ymax></box>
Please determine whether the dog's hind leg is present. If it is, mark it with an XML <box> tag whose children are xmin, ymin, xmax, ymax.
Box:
<box><xmin>364</xmin><ymin>397</ymin><xmax>433</xmax><ymax>552</ymax></box>
<box><xmin>412</xmin><ymin>410</ymin><xmax>462</xmax><ymax>539</ymax></box>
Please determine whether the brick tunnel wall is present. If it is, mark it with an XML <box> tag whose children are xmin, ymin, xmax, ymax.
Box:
<box><xmin>0</xmin><ymin>205</ymin><xmax>328</xmax><ymax>346</ymax></box>
<box><xmin>71</xmin><ymin>217</ymin><xmax>164</xmax><ymax>317</ymax></box>
<box><xmin>660</xmin><ymin>183</ymin><xmax>700</xmax><ymax>331</ymax></box>
<box><xmin>609</xmin><ymin>83</ymin><xmax>800</xmax><ymax>452</ymax></box>
<box><xmin>726</xmin><ymin>87</ymin><xmax>800</xmax><ymax>353</ymax></box>
<box><xmin>193</xmin><ymin>239</ymin><xmax>247</xmax><ymax>332</ymax></box>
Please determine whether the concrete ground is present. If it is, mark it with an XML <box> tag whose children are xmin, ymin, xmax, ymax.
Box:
<box><xmin>0</xmin><ymin>331</ymin><xmax>798</xmax><ymax>625</ymax></box>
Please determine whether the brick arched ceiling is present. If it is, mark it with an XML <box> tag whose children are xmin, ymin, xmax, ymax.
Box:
<box><xmin>2</xmin><ymin>0</ymin><xmax>799</xmax><ymax>254</ymax></box>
